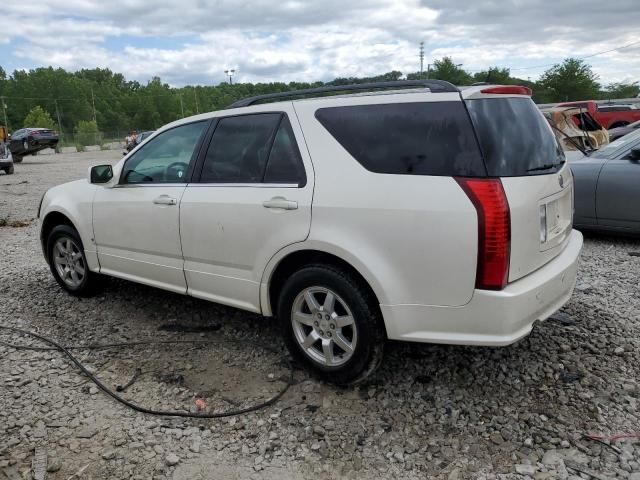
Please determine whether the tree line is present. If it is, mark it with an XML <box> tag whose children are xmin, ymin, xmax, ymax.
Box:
<box><xmin>0</xmin><ymin>58</ymin><xmax>637</xmax><ymax>137</ymax></box>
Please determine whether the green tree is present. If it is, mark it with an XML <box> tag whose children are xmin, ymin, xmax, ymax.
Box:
<box><xmin>23</xmin><ymin>106</ymin><xmax>56</xmax><ymax>129</ymax></box>
<box><xmin>74</xmin><ymin>120</ymin><xmax>100</xmax><ymax>147</ymax></box>
<box><xmin>408</xmin><ymin>57</ymin><xmax>472</xmax><ymax>85</ymax></box>
<box><xmin>601</xmin><ymin>82</ymin><xmax>640</xmax><ymax>100</ymax></box>
<box><xmin>473</xmin><ymin>67</ymin><xmax>514</xmax><ymax>84</ymax></box>
<box><xmin>538</xmin><ymin>58</ymin><xmax>600</xmax><ymax>102</ymax></box>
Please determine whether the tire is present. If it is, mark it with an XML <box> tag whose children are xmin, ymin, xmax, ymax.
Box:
<box><xmin>12</xmin><ymin>155</ymin><xmax>22</xmax><ymax>163</ymax></box>
<box><xmin>46</xmin><ymin>225</ymin><xmax>101</xmax><ymax>296</ymax></box>
<box><xmin>278</xmin><ymin>264</ymin><xmax>385</xmax><ymax>385</ymax></box>
<box><xmin>4</xmin><ymin>165</ymin><xmax>14</xmax><ymax>175</ymax></box>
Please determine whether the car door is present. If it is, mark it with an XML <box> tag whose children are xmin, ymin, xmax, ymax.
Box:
<box><xmin>10</xmin><ymin>129</ymin><xmax>24</xmax><ymax>152</ymax></box>
<box><xmin>570</xmin><ymin>156</ymin><xmax>606</xmax><ymax>228</ymax></box>
<box><xmin>93</xmin><ymin>120</ymin><xmax>209</xmax><ymax>293</ymax></box>
<box><xmin>180</xmin><ymin>108</ymin><xmax>313</xmax><ymax>312</ymax></box>
<box><xmin>596</xmin><ymin>137</ymin><xmax>640</xmax><ymax>231</ymax></box>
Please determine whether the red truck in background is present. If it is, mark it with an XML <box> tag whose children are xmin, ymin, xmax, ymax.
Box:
<box><xmin>557</xmin><ymin>100</ymin><xmax>640</xmax><ymax>129</ymax></box>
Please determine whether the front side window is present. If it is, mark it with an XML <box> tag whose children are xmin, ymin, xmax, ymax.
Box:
<box><xmin>121</xmin><ymin>121</ymin><xmax>206</xmax><ymax>184</ymax></box>
<box><xmin>200</xmin><ymin>114</ymin><xmax>281</xmax><ymax>183</ymax></box>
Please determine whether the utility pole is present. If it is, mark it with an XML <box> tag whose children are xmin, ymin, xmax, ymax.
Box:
<box><xmin>90</xmin><ymin>88</ymin><xmax>97</xmax><ymax>126</ymax></box>
<box><xmin>179</xmin><ymin>94</ymin><xmax>185</xmax><ymax>118</ymax></box>
<box><xmin>194</xmin><ymin>88</ymin><xmax>200</xmax><ymax>114</ymax></box>
<box><xmin>224</xmin><ymin>69</ymin><xmax>235</xmax><ymax>85</ymax></box>
<box><xmin>54</xmin><ymin>100</ymin><xmax>63</xmax><ymax>142</ymax></box>
<box><xmin>419</xmin><ymin>42</ymin><xmax>424</xmax><ymax>74</ymax></box>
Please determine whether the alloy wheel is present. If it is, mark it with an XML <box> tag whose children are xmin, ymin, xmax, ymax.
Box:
<box><xmin>52</xmin><ymin>236</ymin><xmax>86</xmax><ymax>288</ymax></box>
<box><xmin>291</xmin><ymin>286</ymin><xmax>358</xmax><ymax>367</ymax></box>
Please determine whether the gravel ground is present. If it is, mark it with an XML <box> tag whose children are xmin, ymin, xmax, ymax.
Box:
<box><xmin>1</xmin><ymin>152</ymin><xmax>639</xmax><ymax>480</ymax></box>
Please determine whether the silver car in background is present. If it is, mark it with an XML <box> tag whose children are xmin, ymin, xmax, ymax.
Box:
<box><xmin>572</xmin><ymin>129</ymin><xmax>640</xmax><ymax>234</ymax></box>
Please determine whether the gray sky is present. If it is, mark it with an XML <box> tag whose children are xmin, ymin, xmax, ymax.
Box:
<box><xmin>1</xmin><ymin>0</ymin><xmax>638</xmax><ymax>86</ymax></box>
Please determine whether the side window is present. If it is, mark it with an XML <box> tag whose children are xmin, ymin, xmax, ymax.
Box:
<box><xmin>315</xmin><ymin>102</ymin><xmax>485</xmax><ymax>177</ymax></box>
<box><xmin>121</xmin><ymin>121</ymin><xmax>206</xmax><ymax>184</ymax></box>
<box><xmin>200</xmin><ymin>114</ymin><xmax>281</xmax><ymax>183</ymax></box>
<box><xmin>264</xmin><ymin>117</ymin><xmax>306</xmax><ymax>185</ymax></box>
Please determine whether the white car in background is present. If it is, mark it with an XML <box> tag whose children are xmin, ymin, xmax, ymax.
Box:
<box><xmin>38</xmin><ymin>81</ymin><xmax>583</xmax><ymax>384</ymax></box>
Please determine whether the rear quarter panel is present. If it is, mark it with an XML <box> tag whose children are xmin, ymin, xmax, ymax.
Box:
<box><xmin>293</xmin><ymin>93</ymin><xmax>478</xmax><ymax>307</ymax></box>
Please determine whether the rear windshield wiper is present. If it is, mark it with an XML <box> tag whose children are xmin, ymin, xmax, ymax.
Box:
<box><xmin>526</xmin><ymin>161</ymin><xmax>566</xmax><ymax>172</ymax></box>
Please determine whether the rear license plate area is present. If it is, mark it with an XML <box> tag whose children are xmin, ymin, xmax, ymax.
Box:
<box><xmin>541</xmin><ymin>189</ymin><xmax>571</xmax><ymax>249</ymax></box>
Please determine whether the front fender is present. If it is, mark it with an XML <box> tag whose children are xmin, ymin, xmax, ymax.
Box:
<box><xmin>40</xmin><ymin>180</ymin><xmax>99</xmax><ymax>271</ymax></box>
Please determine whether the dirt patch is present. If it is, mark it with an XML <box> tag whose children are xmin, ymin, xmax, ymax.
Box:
<box><xmin>0</xmin><ymin>218</ymin><xmax>32</xmax><ymax>227</ymax></box>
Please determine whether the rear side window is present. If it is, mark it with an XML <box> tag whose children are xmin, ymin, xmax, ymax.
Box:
<box><xmin>466</xmin><ymin>98</ymin><xmax>565</xmax><ymax>176</ymax></box>
<box><xmin>264</xmin><ymin>117</ymin><xmax>306</xmax><ymax>185</ymax></box>
<box><xmin>315</xmin><ymin>102</ymin><xmax>485</xmax><ymax>176</ymax></box>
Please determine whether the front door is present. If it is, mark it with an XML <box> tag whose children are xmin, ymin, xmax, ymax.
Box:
<box><xmin>180</xmin><ymin>109</ymin><xmax>313</xmax><ymax>312</ymax></box>
<box><xmin>93</xmin><ymin>121</ymin><xmax>208</xmax><ymax>293</ymax></box>
<box><xmin>597</xmin><ymin>155</ymin><xmax>640</xmax><ymax>230</ymax></box>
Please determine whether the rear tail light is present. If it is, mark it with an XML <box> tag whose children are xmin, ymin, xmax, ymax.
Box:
<box><xmin>480</xmin><ymin>86</ymin><xmax>532</xmax><ymax>96</ymax></box>
<box><xmin>455</xmin><ymin>178</ymin><xmax>511</xmax><ymax>290</ymax></box>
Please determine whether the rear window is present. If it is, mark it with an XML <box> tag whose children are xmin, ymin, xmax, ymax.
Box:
<box><xmin>315</xmin><ymin>102</ymin><xmax>485</xmax><ymax>177</ymax></box>
<box><xmin>466</xmin><ymin>98</ymin><xmax>565</xmax><ymax>176</ymax></box>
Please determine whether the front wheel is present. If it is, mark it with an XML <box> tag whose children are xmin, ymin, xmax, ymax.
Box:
<box><xmin>4</xmin><ymin>165</ymin><xmax>14</xmax><ymax>174</ymax></box>
<box><xmin>46</xmin><ymin>225</ymin><xmax>101</xmax><ymax>296</ymax></box>
<box><xmin>12</xmin><ymin>155</ymin><xmax>22</xmax><ymax>163</ymax></box>
<box><xmin>278</xmin><ymin>265</ymin><xmax>385</xmax><ymax>385</ymax></box>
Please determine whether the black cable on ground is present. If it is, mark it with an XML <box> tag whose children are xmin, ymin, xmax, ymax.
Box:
<box><xmin>0</xmin><ymin>325</ymin><xmax>293</xmax><ymax>419</ymax></box>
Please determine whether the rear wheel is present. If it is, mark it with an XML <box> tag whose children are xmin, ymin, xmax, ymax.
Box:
<box><xmin>278</xmin><ymin>264</ymin><xmax>384</xmax><ymax>385</ymax></box>
<box><xmin>12</xmin><ymin>155</ymin><xmax>22</xmax><ymax>163</ymax></box>
<box><xmin>46</xmin><ymin>225</ymin><xmax>101</xmax><ymax>296</ymax></box>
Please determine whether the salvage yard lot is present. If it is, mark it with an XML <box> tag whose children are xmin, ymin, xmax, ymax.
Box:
<box><xmin>1</xmin><ymin>152</ymin><xmax>639</xmax><ymax>479</ymax></box>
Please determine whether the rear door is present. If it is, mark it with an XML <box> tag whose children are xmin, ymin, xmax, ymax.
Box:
<box><xmin>465</xmin><ymin>94</ymin><xmax>573</xmax><ymax>281</ymax></box>
<box><xmin>180</xmin><ymin>106</ymin><xmax>313</xmax><ymax>312</ymax></box>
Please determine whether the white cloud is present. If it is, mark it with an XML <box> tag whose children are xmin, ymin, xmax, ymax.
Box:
<box><xmin>1</xmin><ymin>0</ymin><xmax>639</xmax><ymax>86</ymax></box>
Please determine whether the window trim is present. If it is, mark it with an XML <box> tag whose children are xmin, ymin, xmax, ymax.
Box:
<box><xmin>192</xmin><ymin>111</ymin><xmax>307</xmax><ymax>187</ymax></box>
<box><xmin>118</xmin><ymin>119</ymin><xmax>210</xmax><ymax>186</ymax></box>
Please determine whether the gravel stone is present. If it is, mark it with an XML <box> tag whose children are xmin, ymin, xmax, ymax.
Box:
<box><xmin>1</xmin><ymin>151</ymin><xmax>640</xmax><ymax>479</ymax></box>
<box><xmin>515</xmin><ymin>464</ymin><xmax>537</xmax><ymax>475</ymax></box>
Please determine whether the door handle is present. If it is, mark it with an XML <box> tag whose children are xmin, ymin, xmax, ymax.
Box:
<box><xmin>262</xmin><ymin>197</ymin><xmax>298</xmax><ymax>210</ymax></box>
<box><xmin>153</xmin><ymin>195</ymin><xmax>177</xmax><ymax>206</ymax></box>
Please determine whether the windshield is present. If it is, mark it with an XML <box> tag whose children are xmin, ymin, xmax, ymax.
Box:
<box><xmin>466</xmin><ymin>97</ymin><xmax>565</xmax><ymax>176</ymax></box>
<box><xmin>591</xmin><ymin>128</ymin><xmax>640</xmax><ymax>159</ymax></box>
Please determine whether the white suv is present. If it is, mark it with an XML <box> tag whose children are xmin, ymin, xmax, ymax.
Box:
<box><xmin>38</xmin><ymin>80</ymin><xmax>583</xmax><ymax>384</ymax></box>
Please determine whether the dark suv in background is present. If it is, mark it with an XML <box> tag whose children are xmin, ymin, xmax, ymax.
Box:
<box><xmin>9</xmin><ymin>128</ymin><xmax>59</xmax><ymax>162</ymax></box>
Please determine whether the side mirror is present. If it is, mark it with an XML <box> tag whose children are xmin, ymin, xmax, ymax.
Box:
<box><xmin>89</xmin><ymin>164</ymin><xmax>114</xmax><ymax>184</ymax></box>
<box><xmin>630</xmin><ymin>148</ymin><xmax>640</xmax><ymax>160</ymax></box>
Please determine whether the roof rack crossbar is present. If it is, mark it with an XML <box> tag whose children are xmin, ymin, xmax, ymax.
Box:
<box><xmin>226</xmin><ymin>80</ymin><xmax>459</xmax><ymax>108</ymax></box>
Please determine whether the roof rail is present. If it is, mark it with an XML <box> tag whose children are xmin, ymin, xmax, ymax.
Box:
<box><xmin>226</xmin><ymin>79</ymin><xmax>459</xmax><ymax>108</ymax></box>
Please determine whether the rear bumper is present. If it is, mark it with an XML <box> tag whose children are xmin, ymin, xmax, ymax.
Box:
<box><xmin>382</xmin><ymin>229</ymin><xmax>583</xmax><ymax>346</ymax></box>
